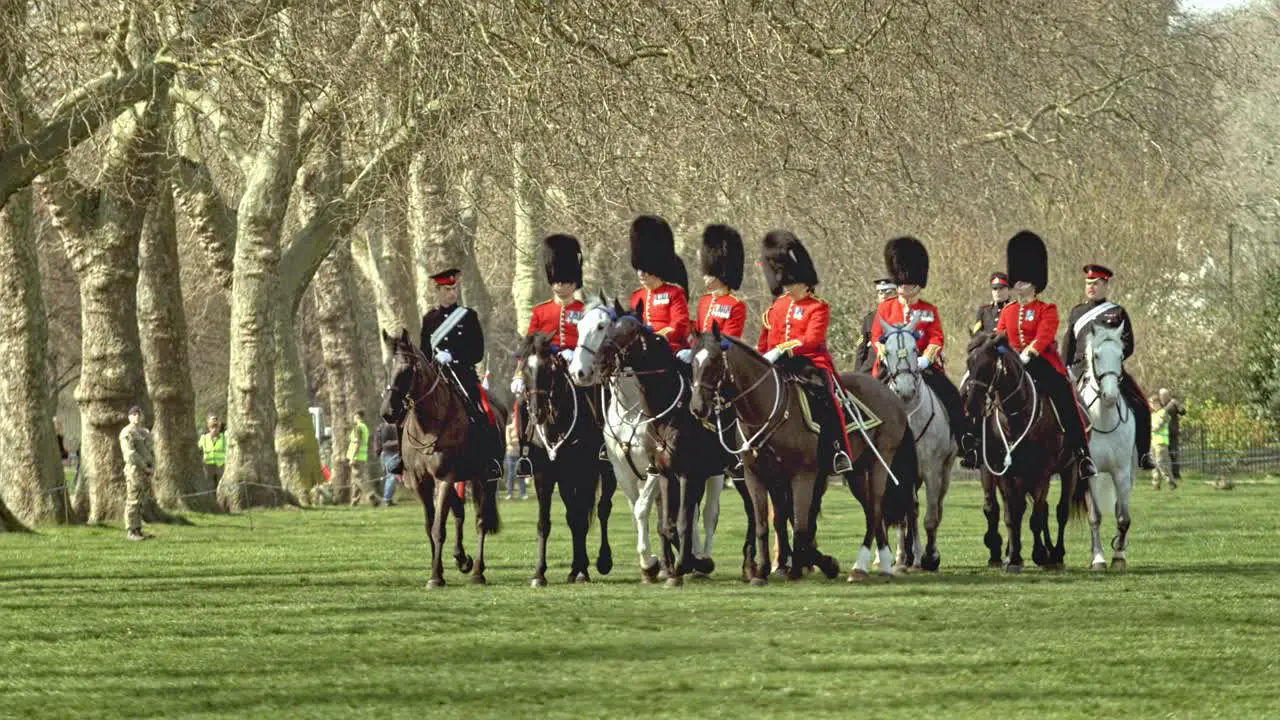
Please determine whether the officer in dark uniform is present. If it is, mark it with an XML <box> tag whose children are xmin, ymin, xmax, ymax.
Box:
<box><xmin>971</xmin><ymin>272</ymin><xmax>1010</xmax><ymax>336</ymax></box>
<box><xmin>420</xmin><ymin>267</ymin><xmax>503</xmax><ymax>479</ymax></box>
<box><xmin>1062</xmin><ymin>264</ymin><xmax>1155</xmax><ymax>470</ymax></box>
<box><xmin>855</xmin><ymin>277</ymin><xmax>897</xmax><ymax>373</ymax></box>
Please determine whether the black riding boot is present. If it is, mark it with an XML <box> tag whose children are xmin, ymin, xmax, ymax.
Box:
<box><xmin>1123</xmin><ymin>373</ymin><xmax>1155</xmax><ymax>470</ymax></box>
<box><xmin>1043</xmin><ymin>369</ymin><xmax>1097</xmax><ymax>480</ymax></box>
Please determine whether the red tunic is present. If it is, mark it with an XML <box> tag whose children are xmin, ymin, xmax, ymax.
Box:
<box><xmin>757</xmin><ymin>294</ymin><xmax>835</xmax><ymax>373</ymax></box>
<box><xmin>996</xmin><ymin>299</ymin><xmax>1068</xmax><ymax>375</ymax></box>
<box><xmin>527</xmin><ymin>298</ymin><xmax>585</xmax><ymax>349</ymax></box>
<box><xmin>693</xmin><ymin>291</ymin><xmax>748</xmax><ymax>338</ymax></box>
<box><xmin>630</xmin><ymin>283</ymin><xmax>690</xmax><ymax>351</ymax></box>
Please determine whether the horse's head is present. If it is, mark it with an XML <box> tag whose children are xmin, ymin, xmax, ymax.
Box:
<box><xmin>1086</xmin><ymin>320</ymin><xmax>1126</xmax><ymax>406</ymax></box>
<box><xmin>879</xmin><ymin>315</ymin><xmax>923</xmax><ymax>402</ymax></box>
<box><xmin>517</xmin><ymin>332</ymin><xmax>565</xmax><ymax>425</ymax></box>
<box><xmin>381</xmin><ymin>328</ymin><xmax>421</xmax><ymax>425</ymax></box>
<box><xmin>963</xmin><ymin>331</ymin><xmax>1014</xmax><ymax>418</ymax></box>
<box><xmin>689</xmin><ymin>323</ymin><xmax>731</xmax><ymax>420</ymax></box>
<box><xmin>596</xmin><ymin>312</ymin><xmax>651</xmax><ymax>378</ymax></box>
<box><xmin>570</xmin><ymin>291</ymin><xmax>620</xmax><ymax>386</ymax></box>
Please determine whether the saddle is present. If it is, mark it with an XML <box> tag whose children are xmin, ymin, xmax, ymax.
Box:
<box><xmin>775</xmin><ymin>356</ymin><xmax>882</xmax><ymax>434</ymax></box>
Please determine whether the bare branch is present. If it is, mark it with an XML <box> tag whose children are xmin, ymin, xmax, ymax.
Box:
<box><xmin>169</xmin><ymin>84</ymin><xmax>251</xmax><ymax>173</ymax></box>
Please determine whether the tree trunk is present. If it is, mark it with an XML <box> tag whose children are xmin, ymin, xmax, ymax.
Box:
<box><xmin>313</xmin><ymin>242</ymin><xmax>374</xmax><ymax>504</ymax></box>
<box><xmin>352</xmin><ymin>202</ymin><xmax>417</xmax><ymax>364</ymax></box>
<box><xmin>272</xmin><ymin>309</ymin><xmax>323</xmax><ymax>502</ymax></box>
<box><xmin>511</xmin><ymin>143</ymin><xmax>545</xmax><ymax>338</ymax></box>
<box><xmin>408</xmin><ymin>152</ymin><xmax>455</xmax><ymax>320</ymax></box>
<box><xmin>139</xmin><ymin>179</ymin><xmax>216</xmax><ymax>512</ymax></box>
<box><xmin>219</xmin><ymin>79</ymin><xmax>301</xmax><ymax>511</ymax></box>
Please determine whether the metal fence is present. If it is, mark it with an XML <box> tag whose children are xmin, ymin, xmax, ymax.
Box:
<box><xmin>1175</xmin><ymin>422</ymin><xmax>1280</xmax><ymax>476</ymax></box>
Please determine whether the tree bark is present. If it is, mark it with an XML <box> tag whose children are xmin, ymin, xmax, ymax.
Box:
<box><xmin>407</xmin><ymin>151</ymin><xmax>452</xmax><ymax>320</ymax></box>
<box><xmin>511</xmin><ymin>143</ymin><xmax>545</xmax><ymax>338</ymax></box>
<box><xmin>352</xmin><ymin>203</ymin><xmax>417</xmax><ymax>364</ymax></box>
<box><xmin>272</xmin><ymin>309</ymin><xmax>323</xmax><ymax>502</ymax></box>
<box><xmin>138</xmin><ymin>178</ymin><xmax>216</xmax><ymax>512</ymax></box>
<box><xmin>218</xmin><ymin>76</ymin><xmax>301</xmax><ymax>511</ymax></box>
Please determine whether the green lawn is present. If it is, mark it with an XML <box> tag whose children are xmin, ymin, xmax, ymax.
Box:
<box><xmin>3</xmin><ymin>478</ymin><xmax>1279</xmax><ymax>719</ymax></box>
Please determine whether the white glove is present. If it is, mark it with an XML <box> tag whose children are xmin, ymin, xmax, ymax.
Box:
<box><xmin>764</xmin><ymin>348</ymin><xmax>783</xmax><ymax>363</ymax></box>
<box><xmin>1019</xmin><ymin>351</ymin><xmax>1032</xmax><ymax>365</ymax></box>
<box><xmin>676</xmin><ymin>348</ymin><xmax>693</xmax><ymax>363</ymax></box>
<box><xmin>559</xmin><ymin>348</ymin><xmax>575</xmax><ymax>362</ymax></box>
<box><xmin>510</xmin><ymin>377</ymin><xmax>525</xmax><ymax>395</ymax></box>
<box><xmin>917</xmin><ymin>355</ymin><xmax>930</xmax><ymax>371</ymax></box>
<box><xmin>434</xmin><ymin>349</ymin><xmax>453</xmax><ymax>365</ymax></box>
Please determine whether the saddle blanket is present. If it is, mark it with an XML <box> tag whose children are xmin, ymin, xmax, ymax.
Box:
<box><xmin>797</xmin><ymin>389</ymin><xmax>882</xmax><ymax>434</ymax></box>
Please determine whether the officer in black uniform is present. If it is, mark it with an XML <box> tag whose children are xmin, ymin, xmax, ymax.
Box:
<box><xmin>855</xmin><ymin>277</ymin><xmax>897</xmax><ymax>374</ymax></box>
<box><xmin>971</xmin><ymin>272</ymin><xmax>1010</xmax><ymax>336</ymax></box>
<box><xmin>1062</xmin><ymin>264</ymin><xmax>1155</xmax><ymax>470</ymax></box>
<box><xmin>419</xmin><ymin>267</ymin><xmax>503</xmax><ymax>479</ymax></box>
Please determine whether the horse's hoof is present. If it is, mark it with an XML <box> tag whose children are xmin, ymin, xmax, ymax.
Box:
<box><xmin>640</xmin><ymin>563</ymin><xmax>660</xmax><ymax>584</ymax></box>
<box><xmin>575</xmin><ymin>571</ymin><xmax>591</xmax><ymax>584</ymax></box>
<box><xmin>692</xmin><ymin>556</ymin><xmax>716</xmax><ymax>576</ymax></box>
<box><xmin>1005</xmin><ymin>563</ymin><xmax>1023</xmax><ymax>574</ymax></box>
<box><xmin>596</xmin><ymin>552</ymin><xmax>614</xmax><ymax>576</ymax></box>
<box><xmin>749</xmin><ymin>576</ymin><xmax>768</xmax><ymax>588</ymax></box>
<box><xmin>1043</xmin><ymin>563</ymin><xmax>1065</xmax><ymax>573</ymax></box>
<box><xmin>1032</xmin><ymin>547</ymin><xmax>1049</xmax><ymax>567</ymax></box>
<box><xmin>987</xmin><ymin>559</ymin><xmax>1003</xmax><ymax>569</ymax></box>
<box><xmin>470</xmin><ymin>573</ymin><xmax>487</xmax><ymax>585</ymax></box>
<box><xmin>531</xmin><ymin>576</ymin><xmax>548</xmax><ymax>588</ymax></box>
<box><xmin>1090</xmin><ymin>561</ymin><xmax>1107</xmax><ymax>572</ymax></box>
<box><xmin>664</xmin><ymin>576</ymin><xmax>684</xmax><ymax>588</ymax></box>
<box><xmin>876</xmin><ymin>570</ymin><xmax>894</xmax><ymax>581</ymax></box>
<box><xmin>818</xmin><ymin>557</ymin><xmax>841</xmax><ymax>580</ymax></box>
<box><xmin>921</xmin><ymin>553</ymin><xmax>941</xmax><ymax>572</ymax></box>
<box><xmin>455</xmin><ymin>554</ymin><xmax>474</xmax><ymax>574</ymax></box>
<box><xmin>657</xmin><ymin>567</ymin><xmax>671</xmax><ymax>582</ymax></box>
<box><xmin>893</xmin><ymin>563</ymin><xmax>912</xmax><ymax>575</ymax></box>
<box><xmin>1111</xmin><ymin>557</ymin><xmax>1127</xmax><ymax>572</ymax></box>
<box><xmin>848</xmin><ymin>569</ymin><xmax>870</xmax><ymax>583</ymax></box>
<box><xmin>427</xmin><ymin>578</ymin><xmax>446</xmax><ymax>590</ymax></box>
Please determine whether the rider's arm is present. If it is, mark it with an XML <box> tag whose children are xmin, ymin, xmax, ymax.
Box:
<box><xmin>723</xmin><ymin>299</ymin><xmax>748</xmax><ymax>339</ymax></box>
<box><xmin>451</xmin><ymin>310</ymin><xmax>485</xmax><ymax>366</ymax></box>
<box><xmin>756</xmin><ymin>308</ymin><xmax>772</xmax><ymax>354</ymax></box>
<box><xmin>1061</xmin><ymin>306</ymin><xmax>1078</xmax><ymax>365</ymax></box>
<box><xmin>785</xmin><ymin>301</ymin><xmax>831</xmax><ymax>357</ymax></box>
<box><xmin>1120</xmin><ymin>308</ymin><xmax>1135</xmax><ymax>359</ymax></box>
<box><xmin>655</xmin><ymin>287</ymin><xmax>690</xmax><ymax>342</ymax></box>
<box><xmin>922</xmin><ymin>305</ymin><xmax>944</xmax><ymax>363</ymax></box>
<box><xmin>1027</xmin><ymin>303</ymin><xmax>1059</xmax><ymax>355</ymax></box>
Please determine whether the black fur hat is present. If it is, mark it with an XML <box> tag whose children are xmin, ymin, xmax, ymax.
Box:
<box><xmin>762</xmin><ymin>230</ymin><xmax>819</xmax><ymax>289</ymax></box>
<box><xmin>1006</xmin><ymin>230</ymin><xmax>1049</xmax><ymax>293</ymax></box>
<box><xmin>542</xmin><ymin>233</ymin><xmax>583</xmax><ymax>288</ymax></box>
<box><xmin>629</xmin><ymin>215</ymin><xmax>676</xmax><ymax>277</ymax></box>
<box><xmin>699</xmin><ymin>224</ymin><xmax>745</xmax><ymax>290</ymax></box>
<box><xmin>669</xmin><ymin>256</ymin><xmax>689</xmax><ymax>295</ymax></box>
<box><xmin>884</xmin><ymin>236</ymin><xmax>929</xmax><ymax>288</ymax></box>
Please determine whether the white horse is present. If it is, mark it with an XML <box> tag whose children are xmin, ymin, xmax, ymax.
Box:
<box><xmin>1077</xmin><ymin>321</ymin><xmax>1136</xmax><ymax>571</ymax></box>
<box><xmin>568</xmin><ymin>294</ymin><xmax>724</xmax><ymax>580</ymax></box>
<box><xmin>880</xmin><ymin>317</ymin><xmax>956</xmax><ymax>571</ymax></box>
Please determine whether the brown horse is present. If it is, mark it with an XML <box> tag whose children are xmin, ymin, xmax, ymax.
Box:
<box><xmin>380</xmin><ymin>329</ymin><xmax>503</xmax><ymax>588</ymax></box>
<box><xmin>689</xmin><ymin>326</ymin><xmax>919</xmax><ymax>584</ymax></box>
<box><xmin>962</xmin><ymin>332</ymin><xmax>1088</xmax><ymax>572</ymax></box>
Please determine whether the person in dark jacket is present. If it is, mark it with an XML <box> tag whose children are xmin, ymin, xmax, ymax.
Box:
<box><xmin>377</xmin><ymin>420</ymin><xmax>401</xmax><ymax>506</ymax></box>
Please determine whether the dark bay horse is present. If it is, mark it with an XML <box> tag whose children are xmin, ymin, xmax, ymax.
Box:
<box><xmin>586</xmin><ymin>311</ymin><xmax>721</xmax><ymax>587</ymax></box>
<box><xmin>380</xmin><ymin>329</ymin><xmax>503</xmax><ymax>588</ymax></box>
<box><xmin>689</xmin><ymin>327</ymin><xmax>919</xmax><ymax>584</ymax></box>
<box><xmin>515</xmin><ymin>333</ymin><xmax>614</xmax><ymax>586</ymax></box>
<box><xmin>962</xmin><ymin>332</ymin><xmax>1088</xmax><ymax>572</ymax></box>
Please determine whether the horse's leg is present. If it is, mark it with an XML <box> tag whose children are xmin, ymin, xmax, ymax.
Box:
<box><xmin>743</xmin><ymin>467</ymin><xmax>771</xmax><ymax>585</ymax></box>
<box><xmin>1087</xmin><ymin>473</ymin><xmax>1107</xmax><ymax>571</ymax></box>
<box><xmin>768</xmin><ymin>482</ymin><xmax>793</xmax><ymax>577</ymax></box>
<box><xmin>1004</xmin><ymin>482</ymin><xmax>1026</xmax><ymax>572</ymax></box>
<box><xmin>449</xmin><ymin>485</ymin><xmax>472</xmax><ymax>573</ymax></box>
<box><xmin>922</xmin><ymin>458</ymin><xmax>950</xmax><ymax>572</ymax></box>
<box><xmin>636</xmin><ymin>470</ymin><xmax>662</xmax><ymax>581</ymax></box>
<box><xmin>696</xmin><ymin>473</ymin><xmax>724</xmax><ymax>565</ymax></box>
<box><xmin>1052</xmin><ymin>467</ymin><xmax>1074</xmax><ymax>568</ymax></box>
<box><xmin>532</xmin><ymin>471</ymin><xmax>553</xmax><ymax>587</ymax></box>
<box><xmin>982</xmin><ymin>471</ymin><xmax>1003</xmax><ymax>568</ymax></box>
<box><xmin>470</xmin><ymin>475</ymin><xmax>490</xmax><ymax>584</ymax></box>
<box><xmin>848</xmin><ymin>469</ymin><xmax>876</xmax><ymax>582</ymax></box>
<box><xmin>1112</xmin><ymin>459</ymin><xmax>1133</xmax><ymax>571</ymax></box>
<box><xmin>561</xmin><ymin>475</ymin><xmax>591</xmax><ymax>584</ymax></box>
<box><xmin>732</xmin><ymin>475</ymin><xmax>757</xmax><ymax>582</ymax></box>
<box><xmin>428</xmin><ymin>478</ymin><xmax>451</xmax><ymax>588</ymax></box>
<box><xmin>596</xmin><ymin>460</ymin><xmax>615</xmax><ymax>576</ymax></box>
<box><xmin>656</xmin><ymin>473</ymin><xmax>679</xmax><ymax>581</ymax></box>
<box><xmin>871</xmin><ymin>468</ymin><xmax>895</xmax><ymax>579</ymax></box>
<box><xmin>1029</xmin><ymin>483</ymin><xmax>1052</xmax><ymax>568</ymax></box>
<box><xmin>787</xmin><ymin>474</ymin><xmax>816</xmax><ymax>581</ymax></box>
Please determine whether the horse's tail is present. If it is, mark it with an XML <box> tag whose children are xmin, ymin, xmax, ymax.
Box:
<box><xmin>883</xmin><ymin>425</ymin><xmax>920</xmax><ymax>527</ymax></box>
<box><xmin>1070</xmin><ymin>463</ymin><xmax>1091</xmax><ymax>520</ymax></box>
<box><xmin>478</xmin><ymin>477</ymin><xmax>501</xmax><ymax>535</ymax></box>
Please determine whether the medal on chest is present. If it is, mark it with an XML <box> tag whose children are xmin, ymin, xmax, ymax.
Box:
<box><xmin>791</xmin><ymin>307</ymin><xmax>804</xmax><ymax>320</ymax></box>
<box><xmin>652</xmin><ymin>293</ymin><xmax>670</xmax><ymax>306</ymax></box>
<box><xmin>711</xmin><ymin>304</ymin><xmax>733</xmax><ymax>320</ymax></box>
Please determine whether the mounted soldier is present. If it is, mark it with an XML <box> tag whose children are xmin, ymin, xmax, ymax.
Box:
<box><xmin>757</xmin><ymin>230</ymin><xmax>855</xmax><ymax>474</ymax></box>
<box><xmin>991</xmin><ymin>231</ymin><xmax>1098</xmax><ymax>480</ymax></box>
<box><xmin>419</xmin><ymin>267</ymin><xmax>504</xmax><ymax>480</ymax></box>
<box><xmin>872</xmin><ymin>237</ymin><xmax>968</xmax><ymax>457</ymax></box>
<box><xmin>1063</xmin><ymin>264</ymin><xmax>1155</xmax><ymax>470</ymax></box>
<box><xmin>686</xmin><ymin>224</ymin><xmax>748</xmax><ymax>348</ymax></box>
<box><xmin>972</xmin><ymin>272</ymin><xmax>1010</xmax><ymax>336</ymax></box>
<box><xmin>629</xmin><ymin>215</ymin><xmax>690</xmax><ymax>353</ymax></box>
<box><xmin>855</xmin><ymin>277</ymin><xmax>897</xmax><ymax>374</ymax></box>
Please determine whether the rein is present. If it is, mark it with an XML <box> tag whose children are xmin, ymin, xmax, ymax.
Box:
<box><xmin>972</xmin><ymin>353</ymin><xmax>1041</xmax><ymax>476</ymax></box>
<box><xmin>392</xmin><ymin>346</ymin><xmax>451</xmax><ymax>456</ymax></box>
<box><xmin>1078</xmin><ymin>333</ymin><xmax>1129</xmax><ymax>434</ymax></box>
<box><xmin>525</xmin><ymin>356</ymin><xmax>581</xmax><ymax>462</ymax></box>
<box><xmin>710</xmin><ymin>352</ymin><xmax>787</xmax><ymax>457</ymax></box>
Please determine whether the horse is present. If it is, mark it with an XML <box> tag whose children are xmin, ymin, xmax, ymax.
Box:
<box><xmin>515</xmin><ymin>333</ymin><xmax>613</xmax><ymax>586</ymax></box>
<box><xmin>380</xmin><ymin>329</ymin><xmax>503</xmax><ymax>588</ymax></box>
<box><xmin>569</xmin><ymin>293</ymin><xmax>728</xmax><ymax>583</ymax></box>
<box><xmin>962</xmin><ymin>332</ymin><xmax>1088</xmax><ymax>572</ymax></box>
<box><xmin>1076</xmin><ymin>321</ymin><xmax>1136</xmax><ymax>571</ymax></box>
<box><xmin>689</xmin><ymin>325</ymin><xmax>918</xmax><ymax>584</ymax></box>
<box><xmin>879</xmin><ymin>317</ymin><xmax>957</xmax><ymax>572</ymax></box>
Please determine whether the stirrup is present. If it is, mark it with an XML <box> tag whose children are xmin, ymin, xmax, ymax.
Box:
<box><xmin>1078</xmin><ymin>455</ymin><xmax>1098</xmax><ymax>480</ymax></box>
<box><xmin>515</xmin><ymin>455</ymin><xmax>534</xmax><ymax>479</ymax></box>
<box><xmin>832</xmin><ymin>450</ymin><xmax>853</xmax><ymax>474</ymax></box>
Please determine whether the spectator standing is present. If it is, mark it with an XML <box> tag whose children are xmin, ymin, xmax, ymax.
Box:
<box><xmin>118</xmin><ymin>406</ymin><xmax>156</xmax><ymax>540</ymax></box>
<box><xmin>504</xmin><ymin>416</ymin><xmax>526</xmax><ymax>500</ymax></box>
<box><xmin>377</xmin><ymin>420</ymin><xmax>402</xmax><ymax>506</ymax></box>
<box><xmin>198</xmin><ymin>414</ymin><xmax>226</xmax><ymax>486</ymax></box>
<box><xmin>1161</xmin><ymin>388</ymin><xmax>1186</xmax><ymax>483</ymax></box>
<box><xmin>1151</xmin><ymin>393</ymin><xmax>1176</xmax><ymax>490</ymax></box>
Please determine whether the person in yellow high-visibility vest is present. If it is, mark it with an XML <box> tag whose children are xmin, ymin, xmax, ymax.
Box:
<box><xmin>198</xmin><ymin>414</ymin><xmax>226</xmax><ymax>486</ymax></box>
<box><xmin>1151</xmin><ymin>391</ymin><xmax>1177</xmax><ymax>491</ymax></box>
<box><xmin>347</xmin><ymin>410</ymin><xmax>371</xmax><ymax>503</ymax></box>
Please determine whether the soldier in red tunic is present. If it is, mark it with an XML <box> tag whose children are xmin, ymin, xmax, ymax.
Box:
<box><xmin>871</xmin><ymin>237</ymin><xmax>969</xmax><ymax>455</ymax></box>
<box><xmin>510</xmin><ymin>233</ymin><xmax>585</xmax><ymax>395</ymax></box>
<box><xmin>628</xmin><ymin>215</ymin><xmax>691</xmax><ymax>351</ymax></box>
<box><xmin>993</xmin><ymin>231</ymin><xmax>1098</xmax><ymax>480</ymax></box>
<box><xmin>757</xmin><ymin>230</ymin><xmax>854</xmax><ymax>474</ymax></box>
<box><xmin>683</xmin><ymin>224</ymin><xmax>748</xmax><ymax>356</ymax></box>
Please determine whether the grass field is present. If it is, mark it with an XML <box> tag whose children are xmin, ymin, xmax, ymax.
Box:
<box><xmin>3</xmin><ymin>477</ymin><xmax>1280</xmax><ymax>719</ymax></box>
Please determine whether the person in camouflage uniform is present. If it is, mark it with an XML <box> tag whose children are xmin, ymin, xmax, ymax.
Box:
<box><xmin>119</xmin><ymin>405</ymin><xmax>156</xmax><ymax>541</ymax></box>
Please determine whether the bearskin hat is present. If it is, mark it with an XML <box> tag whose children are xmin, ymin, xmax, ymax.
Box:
<box><xmin>629</xmin><ymin>215</ymin><xmax>676</xmax><ymax>276</ymax></box>
<box><xmin>669</xmin><ymin>256</ymin><xmax>689</xmax><ymax>295</ymax></box>
<box><xmin>699</xmin><ymin>224</ymin><xmax>745</xmax><ymax>290</ymax></box>
<box><xmin>762</xmin><ymin>230</ymin><xmax>819</xmax><ymax>289</ymax></box>
<box><xmin>1006</xmin><ymin>230</ymin><xmax>1049</xmax><ymax>293</ymax></box>
<box><xmin>542</xmin><ymin>233</ymin><xmax>583</xmax><ymax>288</ymax></box>
<box><xmin>884</xmin><ymin>236</ymin><xmax>929</xmax><ymax>288</ymax></box>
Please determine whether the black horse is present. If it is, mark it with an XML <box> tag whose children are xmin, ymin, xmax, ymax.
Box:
<box><xmin>515</xmin><ymin>333</ymin><xmax>614</xmax><ymax>586</ymax></box>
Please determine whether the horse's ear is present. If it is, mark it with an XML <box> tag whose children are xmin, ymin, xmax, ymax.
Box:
<box><xmin>711</xmin><ymin>321</ymin><xmax>722</xmax><ymax>341</ymax></box>
<box><xmin>633</xmin><ymin>299</ymin><xmax>645</xmax><ymax>319</ymax></box>
<box><xmin>879</xmin><ymin>318</ymin><xmax>892</xmax><ymax>334</ymax></box>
